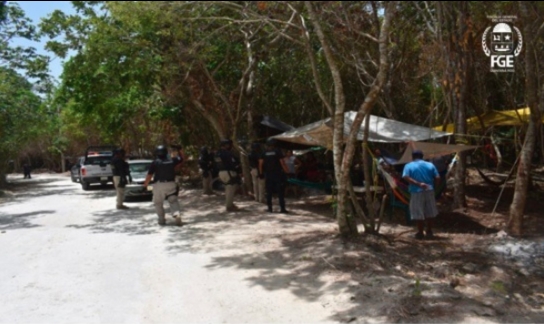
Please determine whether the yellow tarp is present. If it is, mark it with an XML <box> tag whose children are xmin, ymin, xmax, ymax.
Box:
<box><xmin>433</xmin><ymin>107</ymin><xmax>543</xmax><ymax>133</ymax></box>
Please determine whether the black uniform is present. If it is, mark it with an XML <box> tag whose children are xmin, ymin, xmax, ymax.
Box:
<box><xmin>111</xmin><ymin>156</ymin><xmax>130</xmax><ymax>184</ymax></box>
<box><xmin>215</xmin><ymin>149</ymin><xmax>240</xmax><ymax>184</ymax></box>
<box><xmin>260</xmin><ymin>148</ymin><xmax>286</xmax><ymax>211</ymax></box>
<box><xmin>148</xmin><ymin>156</ymin><xmax>183</xmax><ymax>182</ymax></box>
<box><xmin>248</xmin><ymin>149</ymin><xmax>260</xmax><ymax>170</ymax></box>
<box><xmin>198</xmin><ymin>150</ymin><xmax>214</xmax><ymax>178</ymax></box>
<box><xmin>23</xmin><ymin>164</ymin><xmax>31</xmax><ymax>179</ymax></box>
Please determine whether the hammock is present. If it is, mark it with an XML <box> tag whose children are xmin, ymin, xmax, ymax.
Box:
<box><xmin>287</xmin><ymin>178</ymin><xmax>333</xmax><ymax>193</ymax></box>
<box><xmin>381</xmin><ymin>170</ymin><xmax>447</xmax><ymax>205</ymax></box>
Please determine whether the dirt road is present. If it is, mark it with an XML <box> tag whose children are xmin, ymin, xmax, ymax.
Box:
<box><xmin>0</xmin><ymin>174</ymin><xmax>337</xmax><ymax>323</ymax></box>
<box><xmin>2</xmin><ymin>174</ymin><xmax>543</xmax><ymax>323</ymax></box>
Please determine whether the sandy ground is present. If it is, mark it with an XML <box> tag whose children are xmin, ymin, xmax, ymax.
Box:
<box><xmin>0</xmin><ymin>172</ymin><xmax>543</xmax><ymax>323</ymax></box>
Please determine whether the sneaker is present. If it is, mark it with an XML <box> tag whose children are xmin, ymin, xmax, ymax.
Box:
<box><xmin>117</xmin><ymin>205</ymin><xmax>129</xmax><ymax>210</ymax></box>
<box><xmin>280</xmin><ymin>210</ymin><xmax>289</xmax><ymax>214</ymax></box>
<box><xmin>415</xmin><ymin>232</ymin><xmax>424</xmax><ymax>240</ymax></box>
<box><xmin>425</xmin><ymin>230</ymin><xmax>434</xmax><ymax>239</ymax></box>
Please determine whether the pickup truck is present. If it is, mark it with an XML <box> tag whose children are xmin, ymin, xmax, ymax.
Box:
<box><xmin>79</xmin><ymin>146</ymin><xmax>116</xmax><ymax>190</ymax></box>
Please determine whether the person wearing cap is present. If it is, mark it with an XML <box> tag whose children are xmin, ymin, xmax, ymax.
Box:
<box><xmin>248</xmin><ymin>142</ymin><xmax>265</xmax><ymax>203</ymax></box>
<box><xmin>402</xmin><ymin>149</ymin><xmax>440</xmax><ymax>240</ymax></box>
<box><xmin>259</xmin><ymin>139</ymin><xmax>290</xmax><ymax>213</ymax></box>
<box><xmin>111</xmin><ymin>148</ymin><xmax>130</xmax><ymax>210</ymax></box>
<box><xmin>214</xmin><ymin>139</ymin><xmax>241</xmax><ymax>212</ymax></box>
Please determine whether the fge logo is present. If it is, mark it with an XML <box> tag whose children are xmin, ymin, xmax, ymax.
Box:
<box><xmin>483</xmin><ymin>19</ymin><xmax>522</xmax><ymax>72</ymax></box>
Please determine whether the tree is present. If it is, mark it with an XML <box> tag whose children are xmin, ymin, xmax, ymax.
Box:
<box><xmin>0</xmin><ymin>67</ymin><xmax>43</xmax><ymax>183</ymax></box>
<box><xmin>508</xmin><ymin>1</ymin><xmax>544</xmax><ymax>236</ymax></box>
<box><xmin>0</xmin><ymin>2</ymin><xmax>50</xmax><ymax>184</ymax></box>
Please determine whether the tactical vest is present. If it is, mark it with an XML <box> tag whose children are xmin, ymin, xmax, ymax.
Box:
<box><xmin>213</xmin><ymin>151</ymin><xmax>222</xmax><ymax>171</ymax></box>
<box><xmin>153</xmin><ymin>158</ymin><xmax>176</xmax><ymax>182</ymax></box>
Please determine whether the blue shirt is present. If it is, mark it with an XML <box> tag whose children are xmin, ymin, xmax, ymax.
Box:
<box><xmin>402</xmin><ymin>159</ymin><xmax>439</xmax><ymax>193</ymax></box>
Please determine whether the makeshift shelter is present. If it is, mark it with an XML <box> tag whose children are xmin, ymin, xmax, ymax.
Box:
<box><xmin>272</xmin><ymin>111</ymin><xmax>451</xmax><ymax>149</ymax></box>
<box><xmin>433</xmin><ymin>107</ymin><xmax>544</xmax><ymax>133</ymax></box>
<box><xmin>253</xmin><ymin>115</ymin><xmax>313</xmax><ymax>150</ymax></box>
<box><xmin>394</xmin><ymin>141</ymin><xmax>479</xmax><ymax>165</ymax></box>
<box><xmin>255</xmin><ymin>115</ymin><xmax>295</xmax><ymax>137</ymax></box>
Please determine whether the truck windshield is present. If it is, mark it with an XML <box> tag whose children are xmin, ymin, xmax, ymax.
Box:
<box><xmin>84</xmin><ymin>156</ymin><xmax>112</xmax><ymax>165</ymax></box>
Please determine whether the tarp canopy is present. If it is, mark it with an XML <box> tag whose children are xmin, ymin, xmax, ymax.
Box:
<box><xmin>253</xmin><ymin>115</ymin><xmax>314</xmax><ymax>150</ymax></box>
<box><xmin>272</xmin><ymin>111</ymin><xmax>451</xmax><ymax>149</ymax></box>
<box><xmin>393</xmin><ymin>141</ymin><xmax>479</xmax><ymax>165</ymax></box>
<box><xmin>253</xmin><ymin>115</ymin><xmax>295</xmax><ymax>139</ymax></box>
<box><xmin>434</xmin><ymin>107</ymin><xmax>544</xmax><ymax>133</ymax></box>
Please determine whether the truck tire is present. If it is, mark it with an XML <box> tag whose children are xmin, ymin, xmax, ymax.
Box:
<box><xmin>81</xmin><ymin>180</ymin><xmax>90</xmax><ymax>191</ymax></box>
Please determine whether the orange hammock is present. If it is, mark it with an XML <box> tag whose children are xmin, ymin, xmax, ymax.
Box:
<box><xmin>381</xmin><ymin>170</ymin><xmax>447</xmax><ymax>206</ymax></box>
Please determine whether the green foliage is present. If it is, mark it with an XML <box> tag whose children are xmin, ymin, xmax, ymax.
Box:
<box><xmin>0</xmin><ymin>67</ymin><xmax>43</xmax><ymax>163</ymax></box>
<box><xmin>0</xmin><ymin>2</ymin><xmax>50</xmax><ymax>83</ymax></box>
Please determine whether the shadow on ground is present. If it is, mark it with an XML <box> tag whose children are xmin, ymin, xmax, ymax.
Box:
<box><xmin>0</xmin><ymin>210</ymin><xmax>54</xmax><ymax>230</ymax></box>
<box><xmin>13</xmin><ymin>176</ymin><xmax>542</xmax><ymax>322</ymax></box>
<box><xmin>66</xmin><ymin>205</ymin><xmax>163</xmax><ymax>235</ymax></box>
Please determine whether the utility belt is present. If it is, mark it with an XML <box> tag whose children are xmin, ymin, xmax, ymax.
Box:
<box><xmin>220</xmin><ymin>170</ymin><xmax>241</xmax><ymax>185</ymax></box>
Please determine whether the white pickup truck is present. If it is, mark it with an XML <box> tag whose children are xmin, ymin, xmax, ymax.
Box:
<box><xmin>79</xmin><ymin>146</ymin><xmax>116</xmax><ymax>190</ymax></box>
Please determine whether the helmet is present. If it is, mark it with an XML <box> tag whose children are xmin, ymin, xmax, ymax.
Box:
<box><xmin>114</xmin><ymin>148</ymin><xmax>125</xmax><ymax>155</ymax></box>
<box><xmin>155</xmin><ymin>145</ymin><xmax>167</xmax><ymax>158</ymax></box>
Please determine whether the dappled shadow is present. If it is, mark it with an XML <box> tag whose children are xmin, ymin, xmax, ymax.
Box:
<box><xmin>66</xmin><ymin>206</ymin><xmax>163</xmax><ymax>235</ymax></box>
<box><xmin>180</xmin><ymin>204</ymin><xmax>544</xmax><ymax>324</ymax></box>
<box><xmin>164</xmin><ymin>189</ymin><xmax>338</xmax><ymax>255</ymax></box>
<box><xmin>5</xmin><ymin>177</ymin><xmax>60</xmax><ymax>187</ymax></box>
<box><xmin>0</xmin><ymin>210</ymin><xmax>54</xmax><ymax>230</ymax></box>
<box><xmin>76</xmin><ymin>189</ymin><xmax>116</xmax><ymax>200</ymax></box>
<box><xmin>435</xmin><ymin>212</ymin><xmax>499</xmax><ymax>235</ymax></box>
<box><xmin>8</xmin><ymin>187</ymin><xmax>76</xmax><ymax>199</ymax></box>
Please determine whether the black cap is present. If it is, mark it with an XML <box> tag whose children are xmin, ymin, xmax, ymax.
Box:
<box><xmin>412</xmin><ymin>149</ymin><xmax>424</xmax><ymax>158</ymax></box>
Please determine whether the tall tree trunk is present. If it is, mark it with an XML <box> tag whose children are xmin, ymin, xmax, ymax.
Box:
<box><xmin>436</xmin><ymin>1</ymin><xmax>471</xmax><ymax>209</ymax></box>
<box><xmin>508</xmin><ymin>2</ymin><xmax>542</xmax><ymax>236</ymax></box>
<box><xmin>305</xmin><ymin>2</ymin><xmax>357</xmax><ymax>237</ymax></box>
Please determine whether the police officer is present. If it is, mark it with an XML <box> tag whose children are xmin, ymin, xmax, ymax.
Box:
<box><xmin>215</xmin><ymin>139</ymin><xmax>241</xmax><ymax>212</ymax></box>
<box><xmin>111</xmin><ymin>148</ymin><xmax>130</xmax><ymax>209</ymax></box>
<box><xmin>23</xmin><ymin>163</ymin><xmax>32</xmax><ymax>179</ymax></box>
<box><xmin>198</xmin><ymin>146</ymin><xmax>214</xmax><ymax>195</ymax></box>
<box><xmin>143</xmin><ymin>145</ymin><xmax>184</xmax><ymax>226</ymax></box>
<box><xmin>259</xmin><ymin>139</ymin><xmax>289</xmax><ymax>213</ymax></box>
<box><xmin>249</xmin><ymin>142</ymin><xmax>265</xmax><ymax>203</ymax></box>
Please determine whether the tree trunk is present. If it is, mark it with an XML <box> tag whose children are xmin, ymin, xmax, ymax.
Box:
<box><xmin>305</xmin><ymin>2</ymin><xmax>357</xmax><ymax>237</ymax></box>
<box><xmin>436</xmin><ymin>2</ymin><xmax>471</xmax><ymax>209</ymax></box>
<box><xmin>508</xmin><ymin>2</ymin><xmax>542</xmax><ymax>235</ymax></box>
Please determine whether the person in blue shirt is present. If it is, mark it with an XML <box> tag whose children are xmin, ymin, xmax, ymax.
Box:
<box><xmin>402</xmin><ymin>150</ymin><xmax>440</xmax><ymax>240</ymax></box>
